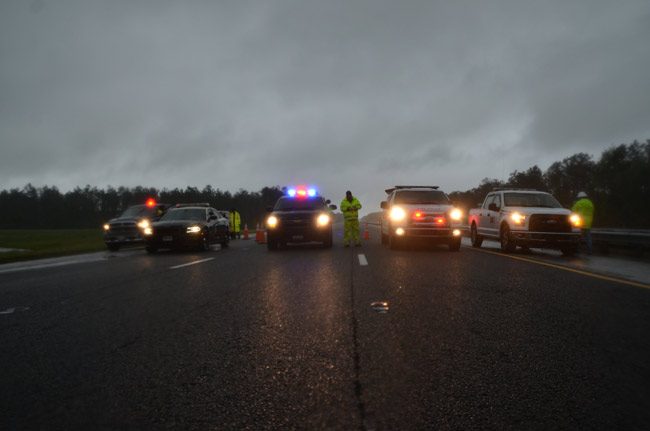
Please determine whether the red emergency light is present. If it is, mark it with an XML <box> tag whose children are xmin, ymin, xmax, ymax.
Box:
<box><xmin>413</xmin><ymin>210</ymin><xmax>425</xmax><ymax>220</ymax></box>
<box><xmin>145</xmin><ymin>198</ymin><xmax>157</xmax><ymax>207</ymax></box>
<box><xmin>435</xmin><ymin>217</ymin><xmax>446</xmax><ymax>225</ymax></box>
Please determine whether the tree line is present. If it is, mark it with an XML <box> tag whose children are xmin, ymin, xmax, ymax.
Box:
<box><xmin>448</xmin><ymin>140</ymin><xmax>650</xmax><ymax>228</ymax></box>
<box><xmin>0</xmin><ymin>185</ymin><xmax>284</xmax><ymax>229</ymax></box>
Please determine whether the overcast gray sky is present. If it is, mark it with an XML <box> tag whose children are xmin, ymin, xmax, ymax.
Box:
<box><xmin>1</xmin><ymin>0</ymin><xmax>649</xmax><ymax>209</ymax></box>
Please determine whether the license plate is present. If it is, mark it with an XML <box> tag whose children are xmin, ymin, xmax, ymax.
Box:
<box><xmin>292</xmin><ymin>235</ymin><xmax>304</xmax><ymax>240</ymax></box>
<box><xmin>163</xmin><ymin>236</ymin><xmax>173</xmax><ymax>242</ymax></box>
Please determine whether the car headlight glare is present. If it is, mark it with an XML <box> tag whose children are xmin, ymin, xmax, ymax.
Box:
<box><xmin>449</xmin><ymin>208</ymin><xmax>462</xmax><ymax>221</ymax></box>
<box><xmin>389</xmin><ymin>206</ymin><xmax>406</xmax><ymax>222</ymax></box>
<box><xmin>510</xmin><ymin>212</ymin><xmax>526</xmax><ymax>225</ymax></box>
<box><xmin>186</xmin><ymin>225</ymin><xmax>201</xmax><ymax>234</ymax></box>
<box><xmin>137</xmin><ymin>219</ymin><xmax>150</xmax><ymax>229</ymax></box>
<box><xmin>316</xmin><ymin>213</ymin><xmax>330</xmax><ymax>227</ymax></box>
<box><xmin>103</xmin><ymin>224</ymin><xmax>110</xmax><ymax>231</ymax></box>
<box><xmin>569</xmin><ymin>213</ymin><xmax>582</xmax><ymax>227</ymax></box>
<box><xmin>267</xmin><ymin>215</ymin><xmax>279</xmax><ymax>228</ymax></box>
<box><xmin>144</xmin><ymin>227</ymin><xmax>153</xmax><ymax>236</ymax></box>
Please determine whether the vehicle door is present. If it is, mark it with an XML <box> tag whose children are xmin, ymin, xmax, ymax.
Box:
<box><xmin>486</xmin><ymin>194</ymin><xmax>502</xmax><ymax>234</ymax></box>
<box><xmin>478</xmin><ymin>194</ymin><xmax>494</xmax><ymax>236</ymax></box>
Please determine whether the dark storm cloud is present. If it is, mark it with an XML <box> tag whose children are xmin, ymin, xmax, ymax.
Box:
<box><xmin>1</xmin><ymin>0</ymin><xmax>649</xmax><ymax>209</ymax></box>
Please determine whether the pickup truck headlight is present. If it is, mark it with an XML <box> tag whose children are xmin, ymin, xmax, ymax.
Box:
<box><xmin>103</xmin><ymin>224</ymin><xmax>110</xmax><ymax>231</ymax></box>
<box><xmin>449</xmin><ymin>208</ymin><xmax>462</xmax><ymax>221</ymax></box>
<box><xmin>267</xmin><ymin>215</ymin><xmax>279</xmax><ymax>228</ymax></box>
<box><xmin>316</xmin><ymin>213</ymin><xmax>330</xmax><ymax>227</ymax></box>
<box><xmin>389</xmin><ymin>206</ymin><xmax>406</xmax><ymax>222</ymax></box>
<box><xmin>137</xmin><ymin>219</ymin><xmax>150</xmax><ymax>229</ymax></box>
<box><xmin>186</xmin><ymin>225</ymin><xmax>201</xmax><ymax>234</ymax></box>
<box><xmin>510</xmin><ymin>212</ymin><xmax>526</xmax><ymax>225</ymax></box>
<box><xmin>569</xmin><ymin>213</ymin><xmax>582</xmax><ymax>228</ymax></box>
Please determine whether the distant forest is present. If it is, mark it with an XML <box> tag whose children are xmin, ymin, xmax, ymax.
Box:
<box><xmin>448</xmin><ymin>140</ymin><xmax>650</xmax><ymax>228</ymax></box>
<box><xmin>1</xmin><ymin>140</ymin><xmax>648</xmax><ymax>229</ymax></box>
<box><xmin>0</xmin><ymin>185</ymin><xmax>284</xmax><ymax>230</ymax></box>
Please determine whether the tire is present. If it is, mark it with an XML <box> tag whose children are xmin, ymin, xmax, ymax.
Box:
<box><xmin>106</xmin><ymin>244</ymin><xmax>120</xmax><ymax>252</ymax></box>
<box><xmin>561</xmin><ymin>245</ymin><xmax>577</xmax><ymax>256</ymax></box>
<box><xmin>199</xmin><ymin>234</ymin><xmax>210</xmax><ymax>252</ymax></box>
<box><xmin>267</xmin><ymin>238</ymin><xmax>278</xmax><ymax>251</ymax></box>
<box><xmin>470</xmin><ymin>223</ymin><xmax>483</xmax><ymax>248</ymax></box>
<box><xmin>381</xmin><ymin>232</ymin><xmax>388</xmax><ymax>245</ymax></box>
<box><xmin>449</xmin><ymin>237</ymin><xmax>461</xmax><ymax>252</ymax></box>
<box><xmin>389</xmin><ymin>234</ymin><xmax>401</xmax><ymax>250</ymax></box>
<box><xmin>500</xmin><ymin>224</ymin><xmax>516</xmax><ymax>253</ymax></box>
<box><xmin>323</xmin><ymin>233</ymin><xmax>333</xmax><ymax>248</ymax></box>
<box><xmin>145</xmin><ymin>245</ymin><xmax>158</xmax><ymax>254</ymax></box>
<box><xmin>220</xmin><ymin>238</ymin><xmax>229</xmax><ymax>248</ymax></box>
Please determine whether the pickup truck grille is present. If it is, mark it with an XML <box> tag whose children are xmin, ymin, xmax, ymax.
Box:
<box><xmin>108</xmin><ymin>222</ymin><xmax>138</xmax><ymax>236</ymax></box>
<box><xmin>529</xmin><ymin>214</ymin><xmax>571</xmax><ymax>233</ymax></box>
<box><xmin>409</xmin><ymin>213</ymin><xmax>447</xmax><ymax>227</ymax></box>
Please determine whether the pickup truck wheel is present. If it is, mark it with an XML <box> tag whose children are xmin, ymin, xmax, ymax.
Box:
<box><xmin>500</xmin><ymin>225</ymin><xmax>516</xmax><ymax>253</ymax></box>
<box><xmin>389</xmin><ymin>234</ymin><xmax>400</xmax><ymax>250</ymax></box>
<box><xmin>381</xmin><ymin>232</ymin><xmax>388</xmax><ymax>245</ymax></box>
<box><xmin>561</xmin><ymin>245</ymin><xmax>577</xmax><ymax>256</ymax></box>
<box><xmin>449</xmin><ymin>237</ymin><xmax>461</xmax><ymax>252</ymax></box>
<box><xmin>107</xmin><ymin>244</ymin><xmax>120</xmax><ymax>252</ymax></box>
<box><xmin>470</xmin><ymin>224</ymin><xmax>483</xmax><ymax>248</ymax></box>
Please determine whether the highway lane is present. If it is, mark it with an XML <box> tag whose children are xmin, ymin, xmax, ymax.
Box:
<box><xmin>1</xmin><ymin>227</ymin><xmax>649</xmax><ymax>429</ymax></box>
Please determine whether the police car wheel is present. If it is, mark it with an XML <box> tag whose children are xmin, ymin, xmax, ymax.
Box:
<box><xmin>199</xmin><ymin>236</ymin><xmax>210</xmax><ymax>251</ymax></box>
<box><xmin>449</xmin><ymin>237</ymin><xmax>461</xmax><ymax>252</ymax></box>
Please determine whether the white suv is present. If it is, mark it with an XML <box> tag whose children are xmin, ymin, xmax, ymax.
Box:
<box><xmin>380</xmin><ymin>186</ymin><xmax>464</xmax><ymax>251</ymax></box>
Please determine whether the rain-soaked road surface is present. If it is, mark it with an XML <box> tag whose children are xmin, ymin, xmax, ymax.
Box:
<box><xmin>1</xmin><ymin>224</ymin><xmax>649</xmax><ymax>429</ymax></box>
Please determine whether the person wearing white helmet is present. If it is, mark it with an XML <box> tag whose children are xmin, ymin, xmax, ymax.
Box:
<box><xmin>572</xmin><ymin>191</ymin><xmax>595</xmax><ymax>254</ymax></box>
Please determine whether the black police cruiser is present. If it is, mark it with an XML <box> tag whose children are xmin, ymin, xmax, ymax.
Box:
<box><xmin>103</xmin><ymin>199</ymin><xmax>170</xmax><ymax>251</ymax></box>
<box><xmin>265</xmin><ymin>187</ymin><xmax>337</xmax><ymax>250</ymax></box>
<box><xmin>144</xmin><ymin>204</ymin><xmax>230</xmax><ymax>253</ymax></box>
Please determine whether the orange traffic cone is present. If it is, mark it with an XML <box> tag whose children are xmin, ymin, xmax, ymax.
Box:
<box><xmin>363</xmin><ymin>222</ymin><xmax>370</xmax><ymax>240</ymax></box>
<box><xmin>255</xmin><ymin>223</ymin><xmax>266</xmax><ymax>244</ymax></box>
<box><xmin>243</xmin><ymin>224</ymin><xmax>249</xmax><ymax>240</ymax></box>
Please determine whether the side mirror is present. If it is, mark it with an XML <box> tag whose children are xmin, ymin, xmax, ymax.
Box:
<box><xmin>325</xmin><ymin>199</ymin><xmax>331</xmax><ymax>204</ymax></box>
<box><xmin>266</xmin><ymin>206</ymin><xmax>274</xmax><ymax>212</ymax></box>
<box><xmin>208</xmin><ymin>215</ymin><xmax>217</xmax><ymax>221</ymax></box>
<box><xmin>380</xmin><ymin>201</ymin><xmax>388</xmax><ymax>210</ymax></box>
<box><xmin>488</xmin><ymin>203</ymin><xmax>498</xmax><ymax>212</ymax></box>
<box><xmin>329</xmin><ymin>204</ymin><xmax>337</xmax><ymax>210</ymax></box>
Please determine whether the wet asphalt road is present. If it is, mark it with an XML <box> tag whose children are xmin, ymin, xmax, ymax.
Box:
<box><xmin>1</xmin><ymin>224</ymin><xmax>649</xmax><ymax>430</ymax></box>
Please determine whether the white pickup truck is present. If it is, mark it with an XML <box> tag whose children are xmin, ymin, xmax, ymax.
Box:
<box><xmin>467</xmin><ymin>189</ymin><xmax>582</xmax><ymax>255</ymax></box>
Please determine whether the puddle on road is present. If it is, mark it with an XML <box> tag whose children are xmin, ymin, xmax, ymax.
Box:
<box><xmin>370</xmin><ymin>301</ymin><xmax>389</xmax><ymax>313</ymax></box>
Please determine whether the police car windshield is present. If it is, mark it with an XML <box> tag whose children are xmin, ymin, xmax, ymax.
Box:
<box><xmin>160</xmin><ymin>208</ymin><xmax>206</xmax><ymax>221</ymax></box>
<box><xmin>274</xmin><ymin>197</ymin><xmax>326</xmax><ymax>210</ymax></box>
<box><xmin>504</xmin><ymin>193</ymin><xmax>562</xmax><ymax>208</ymax></box>
<box><xmin>394</xmin><ymin>190</ymin><xmax>449</xmax><ymax>204</ymax></box>
<box><xmin>119</xmin><ymin>205</ymin><xmax>152</xmax><ymax>218</ymax></box>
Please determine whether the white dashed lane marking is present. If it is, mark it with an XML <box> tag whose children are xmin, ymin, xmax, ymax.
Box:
<box><xmin>358</xmin><ymin>254</ymin><xmax>368</xmax><ymax>266</ymax></box>
<box><xmin>169</xmin><ymin>257</ymin><xmax>215</xmax><ymax>270</ymax></box>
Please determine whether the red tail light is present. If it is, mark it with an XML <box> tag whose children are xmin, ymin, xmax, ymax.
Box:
<box><xmin>146</xmin><ymin>198</ymin><xmax>156</xmax><ymax>207</ymax></box>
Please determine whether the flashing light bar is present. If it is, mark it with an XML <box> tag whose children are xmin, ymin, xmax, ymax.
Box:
<box><xmin>286</xmin><ymin>186</ymin><xmax>318</xmax><ymax>198</ymax></box>
<box><xmin>146</xmin><ymin>198</ymin><xmax>157</xmax><ymax>207</ymax></box>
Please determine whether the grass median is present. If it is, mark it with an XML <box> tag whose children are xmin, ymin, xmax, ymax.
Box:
<box><xmin>0</xmin><ymin>229</ymin><xmax>106</xmax><ymax>264</ymax></box>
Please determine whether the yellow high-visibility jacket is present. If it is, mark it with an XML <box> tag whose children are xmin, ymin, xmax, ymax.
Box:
<box><xmin>229</xmin><ymin>211</ymin><xmax>241</xmax><ymax>233</ymax></box>
<box><xmin>572</xmin><ymin>198</ymin><xmax>594</xmax><ymax>229</ymax></box>
<box><xmin>340</xmin><ymin>197</ymin><xmax>362</xmax><ymax>221</ymax></box>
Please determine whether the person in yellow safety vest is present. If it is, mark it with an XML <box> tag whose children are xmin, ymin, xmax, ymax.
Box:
<box><xmin>572</xmin><ymin>191</ymin><xmax>595</xmax><ymax>255</ymax></box>
<box><xmin>340</xmin><ymin>190</ymin><xmax>362</xmax><ymax>247</ymax></box>
<box><xmin>229</xmin><ymin>208</ymin><xmax>241</xmax><ymax>239</ymax></box>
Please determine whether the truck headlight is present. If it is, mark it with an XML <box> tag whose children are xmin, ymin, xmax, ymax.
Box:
<box><xmin>316</xmin><ymin>213</ymin><xmax>330</xmax><ymax>227</ymax></box>
<box><xmin>186</xmin><ymin>225</ymin><xmax>201</xmax><ymax>234</ymax></box>
<box><xmin>510</xmin><ymin>212</ymin><xmax>526</xmax><ymax>225</ymax></box>
<box><xmin>137</xmin><ymin>219</ymin><xmax>150</xmax><ymax>229</ymax></box>
<box><xmin>389</xmin><ymin>206</ymin><xmax>406</xmax><ymax>222</ymax></box>
<box><xmin>569</xmin><ymin>213</ymin><xmax>582</xmax><ymax>228</ymax></box>
<box><xmin>103</xmin><ymin>224</ymin><xmax>110</xmax><ymax>231</ymax></box>
<box><xmin>267</xmin><ymin>215</ymin><xmax>279</xmax><ymax>228</ymax></box>
<box><xmin>144</xmin><ymin>227</ymin><xmax>153</xmax><ymax>236</ymax></box>
<box><xmin>449</xmin><ymin>208</ymin><xmax>462</xmax><ymax>221</ymax></box>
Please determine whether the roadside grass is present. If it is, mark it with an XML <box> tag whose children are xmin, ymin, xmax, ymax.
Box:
<box><xmin>0</xmin><ymin>229</ymin><xmax>105</xmax><ymax>264</ymax></box>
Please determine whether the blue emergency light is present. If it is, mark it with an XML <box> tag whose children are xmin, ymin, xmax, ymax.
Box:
<box><xmin>286</xmin><ymin>186</ymin><xmax>318</xmax><ymax>198</ymax></box>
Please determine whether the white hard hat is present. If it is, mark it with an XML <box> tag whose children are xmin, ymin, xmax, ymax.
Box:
<box><xmin>577</xmin><ymin>191</ymin><xmax>587</xmax><ymax>198</ymax></box>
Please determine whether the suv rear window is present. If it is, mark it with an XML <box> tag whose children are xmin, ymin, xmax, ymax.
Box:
<box><xmin>393</xmin><ymin>190</ymin><xmax>449</xmax><ymax>205</ymax></box>
<box><xmin>274</xmin><ymin>197</ymin><xmax>326</xmax><ymax>210</ymax></box>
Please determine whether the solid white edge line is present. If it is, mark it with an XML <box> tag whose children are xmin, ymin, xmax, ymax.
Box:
<box><xmin>170</xmin><ymin>257</ymin><xmax>215</xmax><ymax>270</ymax></box>
<box><xmin>358</xmin><ymin>254</ymin><xmax>368</xmax><ymax>266</ymax></box>
<box><xmin>0</xmin><ymin>258</ymin><xmax>103</xmax><ymax>275</ymax></box>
